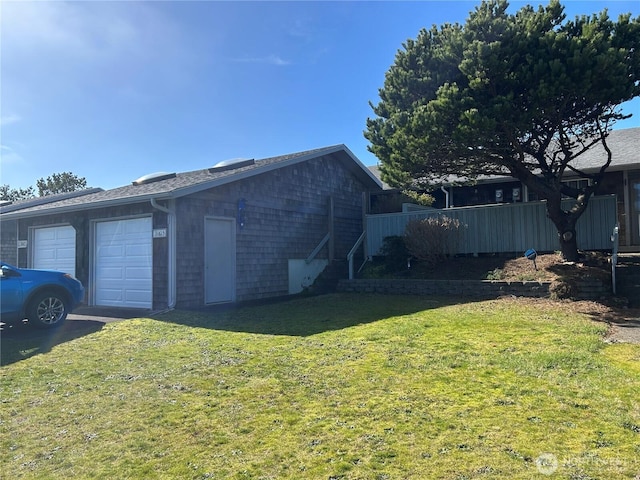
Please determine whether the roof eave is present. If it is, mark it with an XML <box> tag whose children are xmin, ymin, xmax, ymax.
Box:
<box><xmin>0</xmin><ymin>188</ymin><xmax>105</xmax><ymax>215</ymax></box>
<box><xmin>338</xmin><ymin>145</ymin><xmax>384</xmax><ymax>190</ymax></box>
<box><xmin>0</xmin><ymin>193</ymin><xmax>172</xmax><ymax>220</ymax></box>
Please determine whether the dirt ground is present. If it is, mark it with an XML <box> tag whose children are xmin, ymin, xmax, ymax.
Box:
<box><xmin>502</xmin><ymin>297</ymin><xmax>640</xmax><ymax>345</ymax></box>
<box><xmin>403</xmin><ymin>251</ymin><xmax>610</xmax><ymax>283</ymax></box>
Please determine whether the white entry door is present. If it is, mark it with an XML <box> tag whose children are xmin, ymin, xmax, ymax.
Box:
<box><xmin>205</xmin><ymin>217</ymin><xmax>235</xmax><ymax>304</ymax></box>
<box><xmin>33</xmin><ymin>225</ymin><xmax>76</xmax><ymax>277</ymax></box>
<box><xmin>95</xmin><ymin>217</ymin><xmax>152</xmax><ymax>308</ymax></box>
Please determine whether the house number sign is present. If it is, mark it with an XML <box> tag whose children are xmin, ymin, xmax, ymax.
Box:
<box><xmin>153</xmin><ymin>228</ymin><xmax>167</xmax><ymax>238</ymax></box>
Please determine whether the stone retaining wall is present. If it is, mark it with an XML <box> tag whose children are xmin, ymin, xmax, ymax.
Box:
<box><xmin>566</xmin><ymin>278</ymin><xmax>612</xmax><ymax>301</ymax></box>
<box><xmin>337</xmin><ymin>279</ymin><xmax>550</xmax><ymax>298</ymax></box>
<box><xmin>336</xmin><ymin>277</ymin><xmax>611</xmax><ymax>301</ymax></box>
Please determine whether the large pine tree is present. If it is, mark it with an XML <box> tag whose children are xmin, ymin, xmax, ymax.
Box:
<box><xmin>366</xmin><ymin>0</ymin><xmax>640</xmax><ymax>260</ymax></box>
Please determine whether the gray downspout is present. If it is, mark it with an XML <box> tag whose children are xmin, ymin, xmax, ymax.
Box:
<box><xmin>441</xmin><ymin>186</ymin><xmax>450</xmax><ymax>208</ymax></box>
<box><xmin>150</xmin><ymin>198</ymin><xmax>176</xmax><ymax>309</ymax></box>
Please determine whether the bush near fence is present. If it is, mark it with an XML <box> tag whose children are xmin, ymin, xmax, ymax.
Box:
<box><xmin>403</xmin><ymin>216</ymin><xmax>464</xmax><ymax>267</ymax></box>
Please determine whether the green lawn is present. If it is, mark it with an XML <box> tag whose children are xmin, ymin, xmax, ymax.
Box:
<box><xmin>1</xmin><ymin>294</ymin><xmax>639</xmax><ymax>479</ymax></box>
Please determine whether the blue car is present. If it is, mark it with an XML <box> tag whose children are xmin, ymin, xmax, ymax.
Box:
<box><xmin>0</xmin><ymin>262</ymin><xmax>85</xmax><ymax>329</ymax></box>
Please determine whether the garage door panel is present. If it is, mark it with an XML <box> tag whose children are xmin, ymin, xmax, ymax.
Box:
<box><xmin>37</xmin><ymin>250</ymin><xmax>56</xmax><ymax>261</ymax></box>
<box><xmin>99</xmin><ymin>278</ymin><xmax>149</xmax><ymax>286</ymax></box>
<box><xmin>58</xmin><ymin>228</ymin><xmax>75</xmax><ymax>240</ymax></box>
<box><xmin>96</xmin><ymin>289</ymin><xmax>123</xmax><ymax>302</ymax></box>
<box><xmin>125</xmin><ymin>267</ymin><xmax>152</xmax><ymax>279</ymax></box>
<box><xmin>98</xmin><ymin>245</ymin><xmax>125</xmax><ymax>257</ymax></box>
<box><xmin>126</xmin><ymin>290</ymin><xmax>152</xmax><ymax>302</ymax></box>
<box><xmin>57</xmin><ymin>248</ymin><xmax>75</xmax><ymax>260</ymax></box>
<box><xmin>125</xmin><ymin>244</ymin><xmax>152</xmax><ymax>257</ymax></box>
<box><xmin>124</xmin><ymin>221</ymin><xmax>149</xmax><ymax>233</ymax></box>
<box><xmin>99</xmin><ymin>267</ymin><xmax>124</xmax><ymax>280</ymax></box>
<box><xmin>97</xmin><ymin>224</ymin><xmax>120</xmax><ymax>236</ymax></box>
<box><xmin>37</xmin><ymin>230</ymin><xmax>56</xmax><ymax>241</ymax></box>
<box><xmin>95</xmin><ymin>218</ymin><xmax>152</xmax><ymax>309</ymax></box>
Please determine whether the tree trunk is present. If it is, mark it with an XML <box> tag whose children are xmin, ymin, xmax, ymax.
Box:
<box><xmin>557</xmin><ymin>226</ymin><xmax>579</xmax><ymax>262</ymax></box>
<box><xmin>546</xmin><ymin>199</ymin><xmax>580</xmax><ymax>262</ymax></box>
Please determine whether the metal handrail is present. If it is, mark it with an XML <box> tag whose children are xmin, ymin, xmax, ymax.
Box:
<box><xmin>347</xmin><ymin>231</ymin><xmax>367</xmax><ymax>280</ymax></box>
<box><xmin>306</xmin><ymin>233</ymin><xmax>330</xmax><ymax>265</ymax></box>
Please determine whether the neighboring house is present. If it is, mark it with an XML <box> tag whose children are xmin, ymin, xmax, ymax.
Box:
<box><xmin>0</xmin><ymin>145</ymin><xmax>382</xmax><ymax>310</ymax></box>
<box><xmin>370</xmin><ymin>127</ymin><xmax>640</xmax><ymax>250</ymax></box>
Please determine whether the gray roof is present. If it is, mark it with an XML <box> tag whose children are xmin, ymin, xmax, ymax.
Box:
<box><xmin>570</xmin><ymin>127</ymin><xmax>639</xmax><ymax>172</ymax></box>
<box><xmin>367</xmin><ymin>165</ymin><xmax>390</xmax><ymax>190</ymax></box>
<box><xmin>1</xmin><ymin>145</ymin><xmax>382</xmax><ymax>219</ymax></box>
<box><xmin>369</xmin><ymin>127</ymin><xmax>640</xmax><ymax>189</ymax></box>
<box><xmin>0</xmin><ymin>188</ymin><xmax>104</xmax><ymax>214</ymax></box>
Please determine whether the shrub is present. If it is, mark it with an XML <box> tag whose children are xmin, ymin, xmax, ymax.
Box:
<box><xmin>402</xmin><ymin>190</ymin><xmax>435</xmax><ymax>207</ymax></box>
<box><xmin>485</xmin><ymin>268</ymin><xmax>505</xmax><ymax>280</ymax></box>
<box><xmin>404</xmin><ymin>216</ymin><xmax>464</xmax><ymax>267</ymax></box>
<box><xmin>549</xmin><ymin>280</ymin><xmax>575</xmax><ymax>300</ymax></box>
<box><xmin>380</xmin><ymin>235</ymin><xmax>410</xmax><ymax>273</ymax></box>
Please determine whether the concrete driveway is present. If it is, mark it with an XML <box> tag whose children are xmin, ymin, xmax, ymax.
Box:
<box><xmin>68</xmin><ymin>306</ymin><xmax>153</xmax><ymax>324</ymax></box>
<box><xmin>606</xmin><ymin>316</ymin><xmax>640</xmax><ymax>344</ymax></box>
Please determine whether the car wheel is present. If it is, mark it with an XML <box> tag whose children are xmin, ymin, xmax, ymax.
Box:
<box><xmin>27</xmin><ymin>292</ymin><xmax>68</xmax><ymax>329</ymax></box>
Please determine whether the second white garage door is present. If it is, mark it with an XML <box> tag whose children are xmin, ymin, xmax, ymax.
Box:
<box><xmin>95</xmin><ymin>217</ymin><xmax>152</xmax><ymax>308</ymax></box>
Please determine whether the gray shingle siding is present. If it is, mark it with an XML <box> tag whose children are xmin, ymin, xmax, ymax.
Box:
<box><xmin>0</xmin><ymin>220</ymin><xmax>18</xmax><ymax>264</ymax></box>
<box><xmin>1</xmin><ymin>146</ymin><xmax>380</xmax><ymax>309</ymax></box>
<box><xmin>152</xmin><ymin>211</ymin><xmax>170</xmax><ymax>309</ymax></box>
<box><xmin>175</xmin><ymin>153</ymin><xmax>368</xmax><ymax>306</ymax></box>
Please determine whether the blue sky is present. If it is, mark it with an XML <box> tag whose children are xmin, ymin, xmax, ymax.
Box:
<box><xmin>1</xmin><ymin>1</ymin><xmax>639</xmax><ymax>191</ymax></box>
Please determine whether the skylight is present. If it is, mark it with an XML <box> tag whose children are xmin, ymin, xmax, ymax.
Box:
<box><xmin>209</xmin><ymin>158</ymin><xmax>255</xmax><ymax>173</ymax></box>
<box><xmin>132</xmin><ymin>172</ymin><xmax>177</xmax><ymax>186</ymax></box>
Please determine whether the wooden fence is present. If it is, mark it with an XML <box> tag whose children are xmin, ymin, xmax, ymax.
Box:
<box><xmin>366</xmin><ymin>195</ymin><xmax>617</xmax><ymax>256</ymax></box>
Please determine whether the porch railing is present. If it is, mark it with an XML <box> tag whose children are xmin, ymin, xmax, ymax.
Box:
<box><xmin>347</xmin><ymin>231</ymin><xmax>367</xmax><ymax>280</ymax></box>
<box><xmin>306</xmin><ymin>233</ymin><xmax>330</xmax><ymax>264</ymax></box>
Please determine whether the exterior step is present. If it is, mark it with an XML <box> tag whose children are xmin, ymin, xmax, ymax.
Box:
<box><xmin>310</xmin><ymin>260</ymin><xmax>349</xmax><ymax>294</ymax></box>
<box><xmin>617</xmin><ymin>255</ymin><xmax>640</xmax><ymax>266</ymax></box>
<box><xmin>615</xmin><ymin>262</ymin><xmax>640</xmax><ymax>307</ymax></box>
<box><xmin>618</xmin><ymin>289</ymin><xmax>640</xmax><ymax>307</ymax></box>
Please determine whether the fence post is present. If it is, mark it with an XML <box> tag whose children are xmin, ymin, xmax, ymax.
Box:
<box><xmin>611</xmin><ymin>222</ymin><xmax>619</xmax><ymax>295</ymax></box>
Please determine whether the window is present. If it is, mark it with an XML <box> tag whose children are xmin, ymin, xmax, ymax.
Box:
<box><xmin>562</xmin><ymin>179</ymin><xmax>591</xmax><ymax>198</ymax></box>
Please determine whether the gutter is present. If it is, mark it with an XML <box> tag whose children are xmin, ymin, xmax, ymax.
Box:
<box><xmin>0</xmin><ymin>188</ymin><xmax>104</xmax><ymax>214</ymax></box>
<box><xmin>0</xmin><ymin>194</ymin><xmax>173</xmax><ymax>220</ymax></box>
<box><xmin>150</xmin><ymin>198</ymin><xmax>176</xmax><ymax>309</ymax></box>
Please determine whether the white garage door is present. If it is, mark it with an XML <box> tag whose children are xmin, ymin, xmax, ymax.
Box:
<box><xmin>95</xmin><ymin>217</ymin><xmax>152</xmax><ymax>308</ymax></box>
<box><xmin>33</xmin><ymin>225</ymin><xmax>76</xmax><ymax>277</ymax></box>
